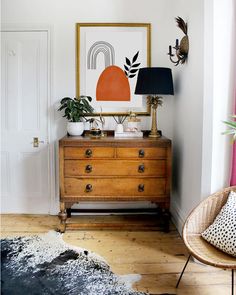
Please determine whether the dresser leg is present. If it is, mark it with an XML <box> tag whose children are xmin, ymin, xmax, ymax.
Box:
<box><xmin>58</xmin><ymin>203</ymin><xmax>67</xmax><ymax>233</ymax></box>
<box><xmin>67</xmin><ymin>208</ymin><xmax>72</xmax><ymax>218</ymax></box>
<box><xmin>162</xmin><ymin>208</ymin><xmax>170</xmax><ymax>233</ymax></box>
<box><xmin>156</xmin><ymin>205</ymin><xmax>170</xmax><ymax>232</ymax></box>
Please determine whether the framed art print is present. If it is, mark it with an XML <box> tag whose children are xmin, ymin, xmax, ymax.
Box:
<box><xmin>76</xmin><ymin>23</ymin><xmax>151</xmax><ymax>116</ymax></box>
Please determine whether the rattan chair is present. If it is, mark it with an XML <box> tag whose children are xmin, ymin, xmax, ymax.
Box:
<box><xmin>176</xmin><ymin>186</ymin><xmax>236</xmax><ymax>294</ymax></box>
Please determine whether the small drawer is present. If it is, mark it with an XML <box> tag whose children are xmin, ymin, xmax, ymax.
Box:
<box><xmin>64</xmin><ymin>177</ymin><xmax>166</xmax><ymax>196</ymax></box>
<box><xmin>116</xmin><ymin>147</ymin><xmax>167</xmax><ymax>159</ymax></box>
<box><xmin>64</xmin><ymin>147</ymin><xmax>115</xmax><ymax>159</ymax></box>
<box><xmin>64</xmin><ymin>159</ymin><xmax>166</xmax><ymax>177</ymax></box>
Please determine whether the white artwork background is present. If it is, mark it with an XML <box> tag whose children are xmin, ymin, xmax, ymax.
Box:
<box><xmin>80</xmin><ymin>28</ymin><xmax>148</xmax><ymax>113</ymax></box>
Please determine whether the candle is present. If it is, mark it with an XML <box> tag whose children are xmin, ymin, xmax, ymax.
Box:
<box><xmin>175</xmin><ymin>39</ymin><xmax>179</xmax><ymax>47</ymax></box>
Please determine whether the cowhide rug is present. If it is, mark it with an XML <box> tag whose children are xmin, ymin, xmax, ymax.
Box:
<box><xmin>1</xmin><ymin>231</ymin><xmax>147</xmax><ymax>295</ymax></box>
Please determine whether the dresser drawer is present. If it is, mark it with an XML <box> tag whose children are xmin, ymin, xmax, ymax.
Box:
<box><xmin>64</xmin><ymin>147</ymin><xmax>115</xmax><ymax>159</ymax></box>
<box><xmin>64</xmin><ymin>177</ymin><xmax>166</xmax><ymax>196</ymax></box>
<box><xmin>64</xmin><ymin>159</ymin><xmax>166</xmax><ymax>177</ymax></box>
<box><xmin>116</xmin><ymin>147</ymin><xmax>167</xmax><ymax>159</ymax></box>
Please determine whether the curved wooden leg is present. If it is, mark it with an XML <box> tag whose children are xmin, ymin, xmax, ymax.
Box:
<box><xmin>58</xmin><ymin>202</ymin><xmax>67</xmax><ymax>233</ymax></box>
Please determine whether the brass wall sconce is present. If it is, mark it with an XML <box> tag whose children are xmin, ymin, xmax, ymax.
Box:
<box><xmin>168</xmin><ymin>17</ymin><xmax>189</xmax><ymax>66</ymax></box>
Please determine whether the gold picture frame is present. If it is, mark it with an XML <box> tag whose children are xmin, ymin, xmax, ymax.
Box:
<box><xmin>76</xmin><ymin>23</ymin><xmax>151</xmax><ymax>116</ymax></box>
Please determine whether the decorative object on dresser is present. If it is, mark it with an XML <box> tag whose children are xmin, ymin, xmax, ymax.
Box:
<box><xmin>126</xmin><ymin>111</ymin><xmax>141</xmax><ymax>132</ymax></box>
<box><xmin>135</xmin><ymin>67</ymin><xmax>174</xmax><ymax>138</ymax></box>
<box><xmin>113</xmin><ymin>115</ymin><xmax>127</xmax><ymax>134</ymax></box>
<box><xmin>58</xmin><ymin>134</ymin><xmax>171</xmax><ymax>233</ymax></box>
<box><xmin>168</xmin><ymin>17</ymin><xmax>189</xmax><ymax>66</ymax></box>
<box><xmin>88</xmin><ymin>118</ymin><xmax>102</xmax><ymax>138</ymax></box>
<box><xmin>58</xmin><ymin>96</ymin><xmax>94</xmax><ymax>136</ymax></box>
<box><xmin>114</xmin><ymin>113</ymin><xmax>143</xmax><ymax>138</ymax></box>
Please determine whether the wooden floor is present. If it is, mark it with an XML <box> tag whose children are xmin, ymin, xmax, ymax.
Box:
<box><xmin>0</xmin><ymin>214</ymin><xmax>233</xmax><ymax>295</ymax></box>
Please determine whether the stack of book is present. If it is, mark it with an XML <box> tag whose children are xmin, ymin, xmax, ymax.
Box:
<box><xmin>114</xmin><ymin>131</ymin><xmax>143</xmax><ymax>138</ymax></box>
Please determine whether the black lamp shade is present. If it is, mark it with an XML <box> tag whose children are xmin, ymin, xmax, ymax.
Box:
<box><xmin>135</xmin><ymin>67</ymin><xmax>174</xmax><ymax>95</ymax></box>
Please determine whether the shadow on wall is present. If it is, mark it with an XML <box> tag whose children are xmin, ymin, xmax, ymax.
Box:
<box><xmin>171</xmin><ymin>70</ymin><xmax>182</xmax><ymax>201</ymax></box>
<box><xmin>172</xmin><ymin>139</ymin><xmax>183</xmax><ymax>203</ymax></box>
<box><xmin>173</xmin><ymin>72</ymin><xmax>181</xmax><ymax>95</ymax></box>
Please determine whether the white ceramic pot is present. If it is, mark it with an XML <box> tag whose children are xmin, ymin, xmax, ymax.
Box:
<box><xmin>116</xmin><ymin>123</ymin><xmax>124</xmax><ymax>133</ymax></box>
<box><xmin>67</xmin><ymin>122</ymin><xmax>84</xmax><ymax>136</ymax></box>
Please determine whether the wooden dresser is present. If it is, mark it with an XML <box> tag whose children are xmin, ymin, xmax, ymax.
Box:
<box><xmin>58</xmin><ymin>134</ymin><xmax>172</xmax><ymax>232</ymax></box>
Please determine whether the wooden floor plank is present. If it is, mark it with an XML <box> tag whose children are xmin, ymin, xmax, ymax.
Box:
<box><xmin>0</xmin><ymin>214</ymin><xmax>233</xmax><ymax>295</ymax></box>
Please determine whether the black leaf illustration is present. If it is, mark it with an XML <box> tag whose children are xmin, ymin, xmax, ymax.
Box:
<box><xmin>129</xmin><ymin>69</ymin><xmax>139</xmax><ymax>74</ymax></box>
<box><xmin>123</xmin><ymin>51</ymin><xmax>141</xmax><ymax>79</ymax></box>
<box><xmin>129</xmin><ymin>74</ymin><xmax>136</xmax><ymax>78</ymax></box>
<box><xmin>132</xmin><ymin>51</ymin><xmax>139</xmax><ymax>63</ymax></box>
<box><xmin>126</xmin><ymin>57</ymin><xmax>131</xmax><ymax>66</ymax></box>
<box><xmin>132</xmin><ymin>63</ymin><xmax>141</xmax><ymax>68</ymax></box>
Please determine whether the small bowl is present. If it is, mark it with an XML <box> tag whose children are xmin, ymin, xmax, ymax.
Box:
<box><xmin>89</xmin><ymin>128</ymin><xmax>102</xmax><ymax>138</ymax></box>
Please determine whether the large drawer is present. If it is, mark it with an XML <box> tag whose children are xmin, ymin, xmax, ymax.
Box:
<box><xmin>116</xmin><ymin>147</ymin><xmax>167</xmax><ymax>159</ymax></box>
<box><xmin>64</xmin><ymin>159</ymin><xmax>166</xmax><ymax>176</ymax></box>
<box><xmin>64</xmin><ymin>147</ymin><xmax>115</xmax><ymax>159</ymax></box>
<box><xmin>64</xmin><ymin>177</ymin><xmax>166</xmax><ymax>196</ymax></box>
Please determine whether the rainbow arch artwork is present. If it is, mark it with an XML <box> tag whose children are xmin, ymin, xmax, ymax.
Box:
<box><xmin>87</xmin><ymin>41</ymin><xmax>131</xmax><ymax>101</ymax></box>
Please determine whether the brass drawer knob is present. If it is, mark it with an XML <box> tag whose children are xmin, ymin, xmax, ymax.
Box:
<box><xmin>138</xmin><ymin>184</ymin><xmax>145</xmax><ymax>192</ymax></box>
<box><xmin>85</xmin><ymin>149</ymin><xmax>92</xmax><ymax>158</ymax></box>
<box><xmin>139</xmin><ymin>149</ymin><xmax>145</xmax><ymax>158</ymax></box>
<box><xmin>85</xmin><ymin>165</ymin><xmax>92</xmax><ymax>173</ymax></box>
<box><xmin>85</xmin><ymin>184</ymin><xmax>93</xmax><ymax>192</ymax></box>
<box><xmin>138</xmin><ymin>164</ymin><xmax>145</xmax><ymax>173</ymax></box>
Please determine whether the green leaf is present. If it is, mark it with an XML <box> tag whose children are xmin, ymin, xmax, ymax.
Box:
<box><xmin>83</xmin><ymin>97</ymin><xmax>92</xmax><ymax>103</ymax></box>
<box><xmin>57</xmin><ymin>96</ymin><xmax>94</xmax><ymax>121</ymax></box>
<box><xmin>57</xmin><ymin>105</ymin><xmax>65</xmax><ymax>111</ymax></box>
<box><xmin>60</xmin><ymin>97</ymin><xmax>71</xmax><ymax>104</ymax></box>
<box><xmin>222</xmin><ymin>130</ymin><xmax>236</xmax><ymax>135</ymax></box>
<box><xmin>223</xmin><ymin>120</ymin><xmax>236</xmax><ymax>129</ymax></box>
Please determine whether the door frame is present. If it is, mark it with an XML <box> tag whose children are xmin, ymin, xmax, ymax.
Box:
<box><xmin>1</xmin><ymin>24</ymin><xmax>56</xmax><ymax>214</ymax></box>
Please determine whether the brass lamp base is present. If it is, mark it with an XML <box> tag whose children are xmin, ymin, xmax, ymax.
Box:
<box><xmin>148</xmin><ymin>101</ymin><xmax>161</xmax><ymax>138</ymax></box>
<box><xmin>149</xmin><ymin>131</ymin><xmax>161</xmax><ymax>138</ymax></box>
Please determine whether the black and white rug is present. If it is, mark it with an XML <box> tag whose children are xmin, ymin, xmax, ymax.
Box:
<box><xmin>1</xmin><ymin>231</ymin><xmax>147</xmax><ymax>295</ymax></box>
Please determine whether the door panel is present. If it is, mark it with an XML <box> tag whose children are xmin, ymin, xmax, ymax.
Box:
<box><xmin>1</xmin><ymin>31</ymin><xmax>50</xmax><ymax>213</ymax></box>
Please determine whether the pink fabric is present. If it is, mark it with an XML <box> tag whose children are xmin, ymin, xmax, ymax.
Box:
<box><xmin>230</xmin><ymin>102</ymin><xmax>236</xmax><ymax>185</ymax></box>
<box><xmin>231</xmin><ymin>3</ymin><xmax>236</xmax><ymax>185</ymax></box>
<box><xmin>231</xmin><ymin>140</ymin><xmax>236</xmax><ymax>185</ymax></box>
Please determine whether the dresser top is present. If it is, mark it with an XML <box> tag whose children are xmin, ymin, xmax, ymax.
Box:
<box><xmin>59</xmin><ymin>134</ymin><xmax>171</xmax><ymax>147</ymax></box>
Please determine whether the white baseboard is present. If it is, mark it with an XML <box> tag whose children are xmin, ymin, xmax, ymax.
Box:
<box><xmin>170</xmin><ymin>199</ymin><xmax>186</xmax><ymax>236</ymax></box>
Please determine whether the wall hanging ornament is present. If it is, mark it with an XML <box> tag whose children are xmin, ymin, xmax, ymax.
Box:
<box><xmin>168</xmin><ymin>17</ymin><xmax>189</xmax><ymax>66</ymax></box>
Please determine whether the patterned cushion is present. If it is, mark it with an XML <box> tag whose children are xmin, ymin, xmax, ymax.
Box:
<box><xmin>201</xmin><ymin>191</ymin><xmax>236</xmax><ymax>257</ymax></box>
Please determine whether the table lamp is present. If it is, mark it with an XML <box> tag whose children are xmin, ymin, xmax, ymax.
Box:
<box><xmin>135</xmin><ymin>67</ymin><xmax>174</xmax><ymax>138</ymax></box>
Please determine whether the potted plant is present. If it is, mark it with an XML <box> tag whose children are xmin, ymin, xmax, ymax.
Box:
<box><xmin>58</xmin><ymin>96</ymin><xmax>94</xmax><ymax>136</ymax></box>
<box><xmin>223</xmin><ymin>115</ymin><xmax>236</xmax><ymax>141</ymax></box>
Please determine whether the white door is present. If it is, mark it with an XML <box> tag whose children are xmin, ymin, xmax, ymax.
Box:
<box><xmin>1</xmin><ymin>31</ymin><xmax>51</xmax><ymax>213</ymax></box>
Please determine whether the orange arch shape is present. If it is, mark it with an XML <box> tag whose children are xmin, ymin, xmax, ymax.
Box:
<box><xmin>96</xmin><ymin>65</ymin><xmax>130</xmax><ymax>101</ymax></box>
